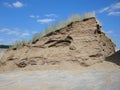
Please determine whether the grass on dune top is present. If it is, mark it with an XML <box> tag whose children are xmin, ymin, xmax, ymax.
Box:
<box><xmin>9</xmin><ymin>12</ymin><xmax>96</xmax><ymax>50</ymax></box>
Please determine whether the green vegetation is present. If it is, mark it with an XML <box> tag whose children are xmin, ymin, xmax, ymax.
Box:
<box><xmin>0</xmin><ymin>45</ymin><xmax>11</xmax><ymax>49</ymax></box>
<box><xmin>44</xmin><ymin>12</ymin><xmax>95</xmax><ymax>35</ymax></box>
<box><xmin>9</xmin><ymin>40</ymin><xmax>28</xmax><ymax>50</ymax></box>
<box><xmin>9</xmin><ymin>12</ymin><xmax>95</xmax><ymax>50</ymax></box>
<box><xmin>30</xmin><ymin>33</ymin><xmax>43</xmax><ymax>43</ymax></box>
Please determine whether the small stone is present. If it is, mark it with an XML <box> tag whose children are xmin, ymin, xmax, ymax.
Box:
<box><xmin>69</xmin><ymin>45</ymin><xmax>76</xmax><ymax>50</ymax></box>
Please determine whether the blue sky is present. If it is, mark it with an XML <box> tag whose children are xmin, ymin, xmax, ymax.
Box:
<box><xmin>0</xmin><ymin>0</ymin><xmax>120</xmax><ymax>49</ymax></box>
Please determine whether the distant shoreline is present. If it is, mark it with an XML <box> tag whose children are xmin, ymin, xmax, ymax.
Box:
<box><xmin>0</xmin><ymin>45</ymin><xmax>11</xmax><ymax>49</ymax></box>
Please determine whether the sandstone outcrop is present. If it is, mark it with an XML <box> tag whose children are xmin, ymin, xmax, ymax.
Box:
<box><xmin>0</xmin><ymin>17</ymin><xmax>118</xmax><ymax>71</ymax></box>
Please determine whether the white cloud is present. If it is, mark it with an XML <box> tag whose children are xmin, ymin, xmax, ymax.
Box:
<box><xmin>3</xmin><ymin>2</ymin><xmax>12</xmax><ymax>7</ymax></box>
<box><xmin>0</xmin><ymin>28</ymin><xmax>20</xmax><ymax>35</ymax></box>
<box><xmin>111</xmin><ymin>2</ymin><xmax>120</xmax><ymax>10</ymax></box>
<box><xmin>29</xmin><ymin>15</ymin><xmax>35</xmax><ymax>18</ymax></box>
<box><xmin>3</xmin><ymin>1</ymin><xmax>24</xmax><ymax>8</ymax></box>
<box><xmin>0</xmin><ymin>28</ymin><xmax>31</xmax><ymax>36</ymax></box>
<box><xmin>45</xmin><ymin>14</ymin><xmax>57</xmax><ymax>17</ymax></box>
<box><xmin>32</xmin><ymin>31</ymin><xmax>40</xmax><ymax>34</ymax></box>
<box><xmin>99</xmin><ymin>7</ymin><xmax>109</xmax><ymax>13</ymax></box>
<box><xmin>29</xmin><ymin>15</ymin><xmax>39</xmax><ymax>18</ymax></box>
<box><xmin>37</xmin><ymin>18</ymin><xmax>55</xmax><ymax>23</ymax></box>
<box><xmin>108</xmin><ymin>11</ymin><xmax>120</xmax><ymax>16</ymax></box>
<box><xmin>105</xmin><ymin>30</ymin><xmax>113</xmax><ymax>34</ymax></box>
<box><xmin>21</xmin><ymin>32</ymin><xmax>30</xmax><ymax>37</ymax></box>
<box><xmin>29</xmin><ymin>14</ymin><xmax>57</xmax><ymax>24</ymax></box>
<box><xmin>12</xmin><ymin>1</ymin><xmax>23</xmax><ymax>8</ymax></box>
<box><xmin>0</xmin><ymin>28</ymin><xmax>32</xmax><ymax>45</ymax></box>
<box><xmin>99</xmin><ymin>2</ymin><xmax>120</xmax><ymax>16</ymax></box>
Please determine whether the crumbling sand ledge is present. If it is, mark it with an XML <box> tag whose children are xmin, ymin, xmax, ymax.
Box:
<box><xmin>0</xmin><ymin>17</ymin><xmax>119</xmax><ymax>72</ymax></box>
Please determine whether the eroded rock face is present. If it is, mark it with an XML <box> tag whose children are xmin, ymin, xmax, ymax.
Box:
<box><xmin>0</xmin><ymin>17</ymin><xmax>116</xmax><ymax>71</ymax></box>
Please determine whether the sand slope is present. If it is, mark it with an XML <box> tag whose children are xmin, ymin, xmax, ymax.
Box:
<box><xmin>0</xmin><ymin>17</ymin><xmax>119</xmax><ymax>72</ymax></box>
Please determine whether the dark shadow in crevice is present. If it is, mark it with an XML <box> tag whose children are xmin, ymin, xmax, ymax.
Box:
<box><xmin>105</xmin><ymin>50</ymin><xmax>120</xmax><ymax>66</ymax></box>
<box><xmin>48</xmin><ymin>40</ymin><xmax>71</xmax><ymax>47</ymax></box>
<box><xmin>44</xmin><ymin>40</ymin><xmax>57</xmax><ymax>44</ymax></box>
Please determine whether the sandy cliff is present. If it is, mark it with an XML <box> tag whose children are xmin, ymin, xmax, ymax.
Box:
<box><xmin>0</xmin><ymin>17</ymin><xmax>119</xmax><ymax>71</ymax></box>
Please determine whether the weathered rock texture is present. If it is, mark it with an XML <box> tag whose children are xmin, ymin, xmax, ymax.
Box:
<box><xmin>0</xmin><ymin>17</ymin><xmax>117</xmax><ymax>71</ymax></box>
